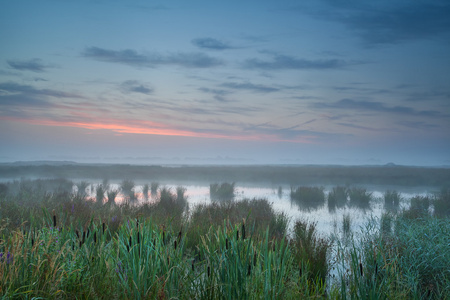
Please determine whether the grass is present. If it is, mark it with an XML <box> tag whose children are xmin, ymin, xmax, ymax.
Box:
<box><xmin>384</xmin><ymin>190</ymin><xmax>401</xmax><ymax>211</ymax></box>
<box><xmin>327</xmin><ymin>186</ymin><xmax>348</xmax><ymax>212</ymax></box>
<box><xmin>433</xmin><ymin>187</ymin><xmax>450</xmax><ymax>217</ymax></box>
<box><xmin>291</xmin><ymin>219</ymin><xmax>331</xmax><ymax>285</ymax></box>
<box><xmin>0</xmin><ymin>178</ymin><xmax>448</xmax><ymax>299</ymax></box>
<box><xmin>210</xmin><ymin>182</ymin><xmax>235</xmax><ymax>201</ymax></box>
<box><xmin>348</xmin><ymin>187</ymin><xmax>372</xmax><ymax>210</ymax></box>
<box><xmin>342</xmin><ymin>213</ymin><xmax>351</xmax><ymax>235</ymax></box>
<box><xmin>290</xmin><ymin>186</ymin><xmax>325</xmax><ymax>211</ymax></box>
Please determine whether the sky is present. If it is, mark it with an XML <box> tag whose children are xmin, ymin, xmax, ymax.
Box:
<box><xmin>1</xmin><ymin>0</ymin><xmax>449</xmax><ymax>166</ymax></box>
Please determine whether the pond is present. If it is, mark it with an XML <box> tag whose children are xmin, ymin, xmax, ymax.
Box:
<box><xmin>77</xmin><ymin>180</ymin><xmax>437</xmax><ymax>236</ymax></box>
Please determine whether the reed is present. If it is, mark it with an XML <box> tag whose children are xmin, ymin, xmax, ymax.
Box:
<box><xmin>290</xmin><ymin>186</ymin><xmax>325</xmax><ymax>211</ymax></box>
<box><xmin>150</xmin><ymin>182</ymin><xmax>159</xmax><ymax>195</ymax></box>
<box><xmin>210</xmin><ymin>182</ymin><xmax>235</xmax><ymax>201</ymax></box>
<box><xmin>142</xmin><ymin>184</ymin><xmax>149</xmax><ymax>200</ymax></box>
<box><xmin>96</xmin><ymin>184</ymin><xmax>105</xmax><ymax>205</ymax></box>
<box><xmin>348</xmin><ymin>187</ymin><xmax>372</xmax><ymax>210</ymax></box>
<box><xmin>328</xmin><ymin>186</ymin><xmax>348</xmax><ymax>212</ymax></box>
<box><xmin>291</xmin><ymin>219</ymin><xmax>331</xmax><ymax>284</ymax></box>
<box><xmin>342</xmin><ymin>213</ymin><xmax>351</xmax><ymax>235</ymax></box>
<box><xmin>433</xmin><ymin>187</ymin><xmax>450</xmax><ymax>217</ymax></box>
<box><xmin>384</xmin><ymin>190</ymin><xmax>401</xmax><ymax>211</ymax></box>
<box><xmin>1</xmin><ymin>178</ymin><xmax>448</xmax><ymax>298</ymax></box>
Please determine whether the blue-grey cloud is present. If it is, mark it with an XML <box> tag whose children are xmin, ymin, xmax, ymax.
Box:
<box><xmin>242</xmin><ymin>121</ymin><xmax>351</xmax><ymax>142</ymax></box>
<box><xmin>192</xmin><ymin>38</ymin><xmax>234</xmax><ymax>50</ymax></box>
<box><xmin>312</xmin><ymin>98</ymin><xmax>446</xmax><ymax>118</ymax></box>
<box><xmin>120</xmin><ymin>80</ymin><xmax>153</xmax><ymax>95</ymax></box>
<box><xmin>82</xmin><ymin>47</ymin><xmax>224</xmax><ymax>68</ymax></box>
<box><xmin>0</xmin><ymin>82</ymin><xmax>82</xmax><ymax>99</ymax></box>
<box><xmin>316</xmin><ymin>1</ymin><xmax>450</xmax><ymax>46</ymax></box>
<box><xmin>243</xmin><ymin>53</ymin><xmax>351</xmax><ymax>70</ymax></box>
<box><xmin>7</xmin><ymin>58</ymin><xmax>55</xmax><ymax>73</ymax></box>
<box><xmin>337</xmin><ymin>122</ymin><xmax>384</xmax><ymax>132</ymax></box>
<box><xmin>397</xmin><ymin>121</ymin><xmax>440</xmax><ymax>131</ymax></box>
<box><xmin>221</xmin><ymin>82</ymin><xmax>279</xmax><ymax>93</ymax></box>
<box><xmin>198</xmin><ymin>87</ymin><xmax>232</xmax><ymax>102</ymax></box>
<box><xmin>0</xmin><ymin>93</ymin><xmax>50</xmax><ymax>107</ymax></box>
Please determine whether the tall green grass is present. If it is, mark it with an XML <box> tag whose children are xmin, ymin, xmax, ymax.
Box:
<box><xmin>1</xmin><ymin>178</ymin><xmax>448</xmax><ymax>299</ymax></box>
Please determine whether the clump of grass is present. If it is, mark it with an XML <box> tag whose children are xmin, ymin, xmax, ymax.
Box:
<box><xmin>76</xmin><ymin>181</ymin><xmax>89</xmax><ymax>197</ymax></box>
<box><xmin>342</xmin><ymin>213</ymin><xmax>351</xmax><ymax>235</ymax></box>
<box><xmin>380</xmin><ymin>212</ymin><xmax>393</xmax><ymax>236</ymax></box>
<box><xmin>291</xmin><ymin>219</ymin><xmax>331</xmax><ymax>284</ymax></box>
<box><xmin>186</xmin><ymin>198</ymin><xmax>287</xmax><ymax>252</ymax></box>
<box><xmin>348</xmin><ymin>187</ymin><xmax>372</xmax><ymax>210</ymax></box>
<box><xmin>107</xmin><ymin>189</ymin><xmax>119</xmax><ymax>205</ymax></box>
<box><xmin>95</xmin><ymin>184</ymin><xmax>105</xmax><ymax>205</ymax></box>
<box><xmin>328</xmin><ymin>186</ymin><xmax>348</xmax><ymax>212</ymax></box>
<box><xmin>176</xmin><ymin>186</ymin><xmax>187</xmax><ymax>202</ymax></box>
<box><xmin>393</xmin><ymin>215</ymin><xmax>450</xmax><ymax>298</ymax></box>
<box><xmin>433</xmin><ymin>187</ymin><xmax>450</xmax><ymax>217</ymax></box>
<box><xmin>277</xmin><ymin>186</ymin><xmax>283</xmax><ymax>198</ymax></box>
<box><xmin>336</xmin><ymin>214</ymin><xmax>450</xmax><ymax>299</ymax></box>
<box><xmin>290</xmin><ymin>186</ymin><xmax>325</xmax><ymax>211</ymax></box>
<box><xmin>403</xmin><ymin>195</ymin><xmax>431</xmax><ymax>218</ymax></box>
<box><xmin>384</xmin><ymin>190</ymin><xmax>401</xmax><ymax>211</ymax></box>
<box><xmin>150</xmin><ymin>182</ymin><xmax>159</xmax><ymax>196</ymax></box>
<box><xmin>210</xmin><ymin>182</ymin><xmax>235</xmax><ymax>201</ymax></box>
<box><xmin>120</xmin><ymin>180</ymin><xmax>136</xmax><ymax>203</ymax></box>
<box><xmin>158</xmin><ymin>187</ymin><xmax>187</xmax><ymax>214</ymax></box>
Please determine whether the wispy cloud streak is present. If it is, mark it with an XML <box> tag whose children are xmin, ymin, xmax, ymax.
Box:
<box><xmin>7</xmin><ymin>58</ymin><xmax>55</xmax><ymax>73</ymax></box>
<box><xmin>192</xmin><ymin>38</ymin><xmax>234</xmax><ymax>50</ymax></box>
<box><xmin>82</xmin><ymin>47</ymin><xmax>224</xmax><ymax>68</ymax></box>
<box><xmin>243</xmin><ymin>53</ymin><xmax>354</xmax><ymax>70</ymax></box>
<box><xmin>312</xmin><ymin>98</ymin><xmax>447</xmax><ymax>118</ymax></box>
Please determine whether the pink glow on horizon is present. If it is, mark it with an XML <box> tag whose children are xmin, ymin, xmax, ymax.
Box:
<box><xmin>0</xmin><ymin>115</ymin><xmax>314</xmax><ymax>144</ymax></box>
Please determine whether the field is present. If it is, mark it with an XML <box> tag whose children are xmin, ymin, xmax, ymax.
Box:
<box><xmin>0</xmin><ymin>164</ymin><xmax>449</xmax><ymax>299</ymax></box>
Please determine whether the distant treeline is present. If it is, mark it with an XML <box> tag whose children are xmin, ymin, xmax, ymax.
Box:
<box><xmin>1</xmin><ymin>163</ymin><xmax>449</xmax><ymax>187</ymax></box>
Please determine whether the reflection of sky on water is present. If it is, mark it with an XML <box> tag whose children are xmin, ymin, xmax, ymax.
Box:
<box><xmin>79</xmin><ymin>182</ymin><xmax>434</xmax><ymax>236</ymax></box>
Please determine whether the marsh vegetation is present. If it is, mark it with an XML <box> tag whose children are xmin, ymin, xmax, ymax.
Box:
<box><xmin>0</xmin><ymin>165</ymin><xmax>449</xmax><ymax>299</ymax></box>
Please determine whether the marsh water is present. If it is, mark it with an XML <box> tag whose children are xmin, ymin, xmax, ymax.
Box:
<box><xmin>77</xmin><ymin>180</ymin><xmax>436</xmax><ymax>236</ymax></box>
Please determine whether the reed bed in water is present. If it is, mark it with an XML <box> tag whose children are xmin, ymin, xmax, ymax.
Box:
<box><xmin>0</xmin><ymin>179</ymin><xmax>448</xmax><ymax>299</ymax></box>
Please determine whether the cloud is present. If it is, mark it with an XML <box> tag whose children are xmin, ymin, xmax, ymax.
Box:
<box><xmin>7</xmin><ymin>58</ymin><xmax>55</xmax><ymax>73</ymax></box>
<box><xmin>243</xmin><ymin>53</ymin><xmax>352</xmax><ymax>70</ymax></box>
<box><xmin>120</xmin><ymin>80</ymin><xmax>153</xmax><ymax>95</ymax></box>
<box><xmin>312</xmin><ymin>98</ymin><xmax>446</xmax><ymax>117</ymax></box>
<box><xmin>316</xmin><ymin>1</ymin><xmax>450</xmax><ymax>46</ymax></box>
<box><xmin>198</xmin><ymin>87</ymin><xmax>231</xmax><ymax>102</ymax></box>
<box><xmin>221</xmin><ymin>82</ymin><xmax>279</xmax><ymax>93</ymax></box>
<box><xmin>241</xmin><ymin>121</ymin><xmax>350</xmax><ymax>143</ymax></box>
<box><xmin>82</xmin><ymin>47</ymin><xmax>224</xmax><ymax>68</ymax></box>
<box><xmin>192</xmin><ymin>38</ymin><xmax>234</xmax><ymax>50</ymax></box>
<box><xmin>337</xmin><ymin>122</ymin><xmax>384</xmax><ymax>132</ymax></box>
<box><xmin>0</xmin><ymin>82</ymin><xmax>82</xmax><ymax>99</ymax></box>
<box><xmin>397</xmin><ymin>121</ymin><xmax>440</xmax><ymax>131</ymax></box>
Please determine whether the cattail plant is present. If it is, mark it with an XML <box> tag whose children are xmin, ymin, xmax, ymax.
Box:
<box><xmin>52</xmin><ymin>210</ymin><xmax>57</xmax><ymax>228</ymax></box>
